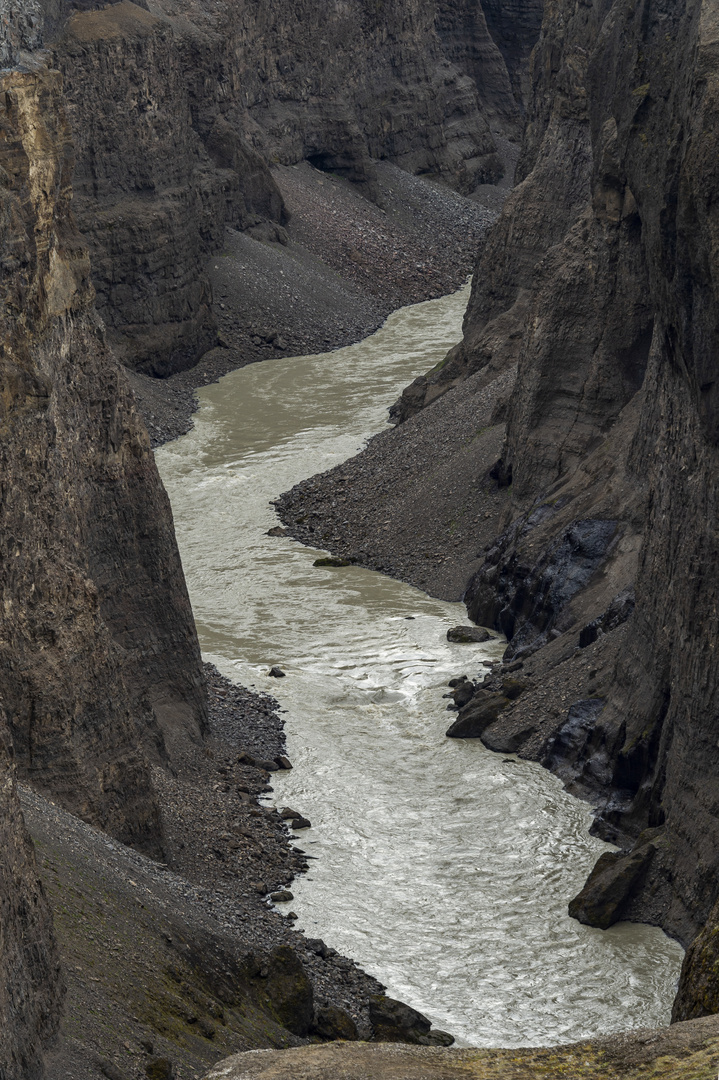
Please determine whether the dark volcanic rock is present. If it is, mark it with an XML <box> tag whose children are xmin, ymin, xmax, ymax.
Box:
<box><xmin>446</xmin><ymin>625</ymin><xmax>491</xmax><ymax>643</ymax></box>
<box><xmin>568</xmin><ymin>843</ymin><xmax>656</xmax><ymax>931</ymax></box>
<box><xmin>446</xmin><ymin>693</ymin><xmax>510</xmax><ymax>738</ymax></box>
<box><xmin>466</xmin><ymin>519</ymin><xmax>619</xmax><ymax>659</ymax></box>
<box><xmin>541</xmin><ymin>700</ymin><xmax>608</xmax><ymax>783</ymax></box>
<box><xmin>369</xmin><ymin>995</ymin><xmax>454</xmax><ymax>1047</ymax></box>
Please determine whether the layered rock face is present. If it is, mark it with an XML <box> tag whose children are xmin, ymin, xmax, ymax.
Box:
<box><xmin>0</xmin><ymin>54</ymin><xmax>209</xmax><ymax>1073</ymax></box>
<box><xmin>50</xmin><ymin>0</ymin><xmax>286</xmax><ymax>376</ymax></box>
<box><xmin>436</xmin><ymin>0</ymin><xmax>543</xmax><ymax>129</ymax></box>
<box><xmin>0</xmin><ymin>68</ymin><xmax>206</xmax><ymax>843</ymax></box>
<box><xmin>479</xmin><ymin>0</ymin><xmax>544</xmax><ymax>108</ymax></box>
<box><xmin>21</xmin><ymin>0</ymin><xmax>538</xmax><ymax>376</ymax></box>
<box><xmin>410</xmin><ymin>0</ymin><xmax>719</xmax><ymax>1004</ymax></box>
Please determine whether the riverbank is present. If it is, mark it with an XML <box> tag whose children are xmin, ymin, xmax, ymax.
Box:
<box><xmin>38</xmin><ymin>662</ymin><xmax>399</xmax><ymax>1080</ymax></box>
<box><xmin>275</xmin><ymin>359</ymin><xmax>516</xmax><ymax>601</ymax></box>
<box><xmin>127</xmin><ymin>160</ymin><xmax>502</xmax><ymax>447</ymax></box>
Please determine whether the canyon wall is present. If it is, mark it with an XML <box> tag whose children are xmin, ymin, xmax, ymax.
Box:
<box><xmin>0</xmin><ymin>66</ymin><xmax>206</xmax><ymax>842</ymax></box>
<box><xmin>399</xmin><ymin>0</ymin><xmax>719</xmax><ymax>1013</ymax></box>
<box><xmin>17</xmin><ymin>0</ymin><xmax>538</xmax><ymax>376</ymax></box>
<box><xmin>0</xmin><ymin>60</ymin><xmax>208</xmax><ymax>1070</ymax></box>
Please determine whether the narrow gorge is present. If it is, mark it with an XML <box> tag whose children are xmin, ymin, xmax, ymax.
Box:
<box><xmin>2</xmin><ymin>0</ymin><xmax>719</xmax><ymax>1078</ymax></box>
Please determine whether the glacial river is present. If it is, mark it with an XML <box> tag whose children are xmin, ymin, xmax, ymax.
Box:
<box><xmin>156</xmin><ymin>284</ymin><xmax>683</xmax><ymax>1047</ymax></box>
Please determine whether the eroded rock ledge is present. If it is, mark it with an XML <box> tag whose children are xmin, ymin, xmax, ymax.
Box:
<box><xmin>202</xmin><ymin>1017</ymin><xmax>719</xmax><ymax>1080</ymax></box>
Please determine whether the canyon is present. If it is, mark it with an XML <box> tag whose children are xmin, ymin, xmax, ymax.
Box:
<box><xmin>2</xmin><ymin>0</ymin><xmax>719</xmax><ymax>1076</ymax></box>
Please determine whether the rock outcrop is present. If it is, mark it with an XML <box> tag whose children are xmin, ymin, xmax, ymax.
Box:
<box><xmin>201</xmin><ymin>1016</ymin><xmax>719</xmax><ymax>1080</ymax></box>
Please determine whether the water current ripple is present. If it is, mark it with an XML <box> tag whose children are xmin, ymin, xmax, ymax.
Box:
<box><xmin>156</xmin><ymin>284</ymin><xmax>683</xmax><ymax>1048</ymax></box>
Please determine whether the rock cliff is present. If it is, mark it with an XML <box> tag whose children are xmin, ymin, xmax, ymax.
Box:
<box><xmin>393</xmin><ymin>0</ymin><xmax>719</xmax><ymax>1013</ymax></box>
<box><xmin>0</xmin><ymin>60</ymin><xmax>207</xmax><ymax>1070</ymax></box>
<box><xmin>0</xmin><ymin>66</ymin><xmax>206</xmax><ymax>842</ymax></box>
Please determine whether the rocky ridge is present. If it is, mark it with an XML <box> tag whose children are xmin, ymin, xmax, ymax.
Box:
<box><xmin>199</xmin><ymin>1020</ymin><xmax>719</xmax><ymax>1080</ymax></box>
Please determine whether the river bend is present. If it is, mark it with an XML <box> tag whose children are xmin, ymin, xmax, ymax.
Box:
<box><xmin>156</xmin><ymin>285</ymin><xmax>683</xmax><ymax>1047</ymax></box>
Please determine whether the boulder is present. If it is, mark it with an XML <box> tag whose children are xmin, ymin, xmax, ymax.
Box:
<box><xmin>481</xmin><ymin>722</ymin><xmax>538</xmax><ymax>754</ymax></box>
<box><xmin>500</xmin><ymin>678</ymin><xmax>528</xmax><ymax>701</ymax></box>
<box><xmin>568</xmin><ymin>843</ymin><xmax>656</xmax><ymax>929</ymax></box>
<box><xmin>270</xmin><ymin>890</ymin><xmax>294</xmax><ymax>903</ymax></box>
<box><xmin>369</xmin><ymin>995</ymin><xmax>454</xmax><ymax>1046</ymax></box>
<box><xmin>312</xmin><ymin>1004</ymin><xmax>359</xmax><ymax>1041</ymax></box>
<box><xmin>450</xmin><ymin>681</ymin><xmax>476</xmax><ymax>708</ymax></box>
<box><xmin>446</xmin><ymin>626</ymin><xmax>491</xmax><ymax>643</ymax></box>
<box><xmin>446</xmin><ymin>693</ymin><xmax>510</xmax><ymax>738</ymax></box>
<box><xmin>264</xmin><ymin>946</ymin><xmax>314</xmax><ymax>1036</ymax></box>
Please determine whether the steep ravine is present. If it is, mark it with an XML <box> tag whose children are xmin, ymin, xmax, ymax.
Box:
<box><xmin>4</xmin><ymin>0</ymin><xmax>719</xmax><ymax>1074</ymax></box>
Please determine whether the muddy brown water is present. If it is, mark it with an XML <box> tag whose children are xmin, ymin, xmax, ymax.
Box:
<box><xmin>156</xmin><ymin>285</ymin><xmax>683</xmax><ymax>1047</ymax></box>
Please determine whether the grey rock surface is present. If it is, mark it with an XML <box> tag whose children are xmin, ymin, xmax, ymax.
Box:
<box><xmin>30</xmin><ymin>0</ymin><xmax>540</xmax><ymax>377</ymax></box>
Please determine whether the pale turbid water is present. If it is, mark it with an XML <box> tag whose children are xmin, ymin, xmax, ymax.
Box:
<box><xmin>156</xmin><ymin>284</ymin><xmax>683</xmax><ymax>1048</ymax></box>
